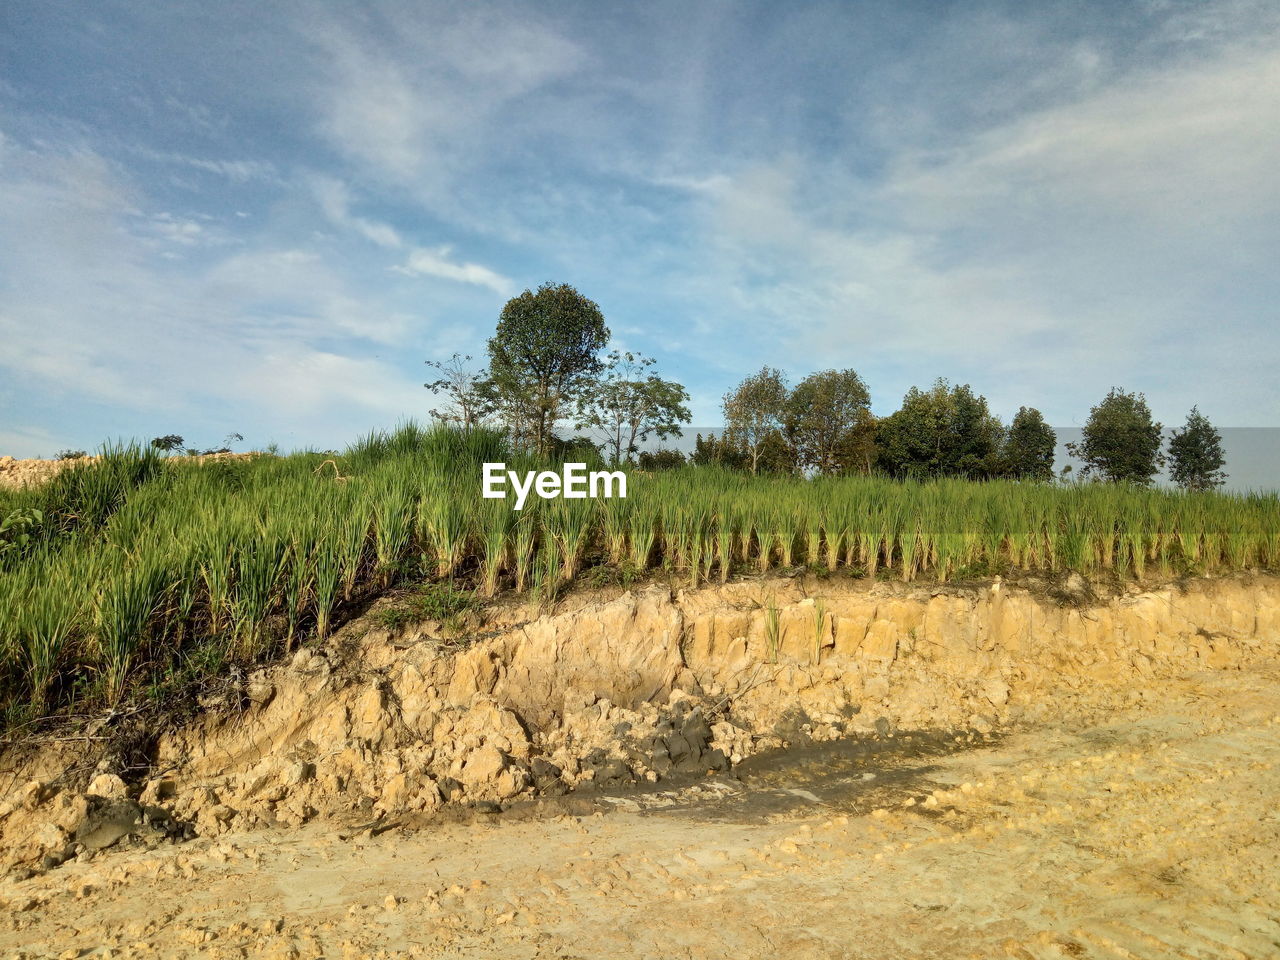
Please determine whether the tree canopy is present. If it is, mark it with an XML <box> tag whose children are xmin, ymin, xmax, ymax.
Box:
<box><xmin>1167</xmin><ymin>406</ymin><xmax>1227</xmax><ymax>491</ymax></box>
<box><xmin>1066</xmin><ymin>388</ymin><xmax>1164</xmax><ymax>484</ymax></box>
<box><xmin>487</xmin><ymin>282</ymin><xmax>610</xmax><ymax>457</ymax></box>
<box><xmin>722</xmin><ymin>367</ymin><xmax>789</xmax><ymax>475</ymax></box>
<box><xmin>1002</xmin><ymin>407</ymin><xmax>1056</xmax><ymax>481</ymax></box>
<box><xmin>575</xmin><ymin>351</ymin><xmax>691</xmax><ymax>464</ymax></box>
<box><xmin>782</xmin><ymin>369</ymin><xmax>875</xmax><ymax>475</ymax></box>
<box><xmin>875</xmin><ymin>380</ymin><xmax>1003</xmax><ymax>479</ymax></box>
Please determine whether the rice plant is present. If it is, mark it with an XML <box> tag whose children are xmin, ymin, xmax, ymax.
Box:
<box><xmin>0</xmin><ymin>420</ymin><xmax>1275</xmax><ymax>731</ymax></box>
<box><xmin>765</xmin><ymin>596</ymin><xmax>781</xmax><ymax>665</ymax></box>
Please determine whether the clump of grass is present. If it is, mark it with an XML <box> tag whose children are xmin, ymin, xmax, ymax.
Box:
<box><xmin>765</xmin><ymin>597</ymin><xmax>781</xmax><ymax>665</ymax></box>
<box><xmin>813</xmin><ymin>598</ymin><xmax>828</xmax><ymax>665</ymax></box>
<box><xmin>374</xmin><ymin>583</ymin><xmax>480</xmax><ymax>636</ymax></box>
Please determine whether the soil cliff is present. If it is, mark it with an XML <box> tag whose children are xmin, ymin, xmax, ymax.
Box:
<box><xmin>2</xmin><ymin>572</ymin><xmax>1276</xmax><ymax>873</ymax></box>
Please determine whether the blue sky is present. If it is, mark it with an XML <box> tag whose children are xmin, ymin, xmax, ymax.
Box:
<box><xmin>2</xmin><ymin>0</ymin><xmax>1279</xmax><ymax>457</ymax></box>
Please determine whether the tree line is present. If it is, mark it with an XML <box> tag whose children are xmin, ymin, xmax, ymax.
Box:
<box><xmin>427</xmin><ymin>281</ymin><xmax>1228</xmax><ymax>491</ymax></box>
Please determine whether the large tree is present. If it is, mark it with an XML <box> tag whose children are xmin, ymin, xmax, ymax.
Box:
<box><xmin>1066</xmin><ymin>387</ymin><xmax>1164</xmax><ymax>484</ymax></box>
<box><xmin>722</xmin><ymin>366</ymin><xmax>789</xmax><ymax>474</ymax></box>
<box><xmin>1167</xmin><ymin>406</ymin><xmax>1227</xmax><ymax>491</ymax></box>
<box><xmin>782</xmin><ymin>369</ymin><xmax>875</xmax><ymax>475</ymax></box>
<box><xmin>574</xmin><ymin>351</ymin><xmax>691</xmax><ymax>464</ymax></box>
<box><xmin>487</xmin><ymin>282</ymin><xmax>610</xmax><ymax>457</ymax></box>
<box><xmin>875</xmin><ymin>379</ymin><xmax>1003</xmax><ymax>479</ymax></box>
<box><xmin>1001</xmin><ymin>406</ymin><xmax>1056</xmax><ymax>481</ymax></box>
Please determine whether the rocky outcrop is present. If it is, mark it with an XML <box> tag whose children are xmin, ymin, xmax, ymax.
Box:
<box><xmin>2</xmin><ymin>573</ymin><xmax>1277</xmax><ymax>869</ymax></box>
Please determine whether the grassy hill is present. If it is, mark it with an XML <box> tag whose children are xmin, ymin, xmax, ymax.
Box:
<box><xmin>1</xmin><ymin>422</ymin><xmax>1276</xmax><ymax>733</ymax></box>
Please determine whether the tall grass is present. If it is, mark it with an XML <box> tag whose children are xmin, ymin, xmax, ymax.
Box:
<box><xmin>1</xmin><ymin>422</ymin><xmax>1276</xmax><ymax>729</ymax></box>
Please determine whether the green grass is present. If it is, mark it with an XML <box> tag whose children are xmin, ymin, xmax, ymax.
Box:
<box><xmin>1</xmin><ymin>421</ymin><xmax>1277</xmax><ymax>732</ymax></box>
<box><xmin>374</xmin><ymin>583</ymin><xmax>480</xmax><ymax>636</ymax></box>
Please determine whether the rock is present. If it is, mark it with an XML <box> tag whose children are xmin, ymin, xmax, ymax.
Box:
<box><xmin>680</xmin><ymin>710</ymin><xmax>713</xmax><ymax>747</ymax></box>
<box><xmin>529</xmin><ymin>758</ymin><xmax>566</xmax><ymax>796</ymax></box>
<box><xmin>437</xmin><ymin>777</ymin><xmax>464</xmax><ymax>803</ymax></box>
<box><xmin>283</xmin><ymin>761</ymin><xmax>315</xmax><ymax>787</ymax></box>
<box><xmin>86</xmin><ymin>773</ymin><xmax>129</xmax><ymax>799</ymax></box>
<box><xmin>459</xmin><ymin>745</ymin><xmax>507</xmax><ymax>788</ymax></box>
<box><xmin>774</xmin><ymin>708</ymin><xmax>813</xmax><ymax>745</ymax></box>
<box><xmin>663</xmin><ymin>734</ymin><xmax>692</xmax><ymax>763</ymax></box>
<box><xmin>139</xmin><ymin>779</ymin><xmax>175</xmax><ymax>805</ymax></box>
<box><xmin>701</xmin><ymin>748</ymin><xmax>729</xmax><ymax>772</ymax></box>
<box><xmin>982</xmin><ymin>678</ymin><xmax>1010</xmax><ymax>706</ymax></box>
<box><xmin>492</xmin><ymin>766</ymin><xmax>531</xmax><ymax>800</ymax></box>
<box><xmin>587</xmin><ymin>757</ymin><xmax>632</xmax><ymax>785</ymax></box>
<box><xmin>74</xmin><ymin>799</ymin><xmax>144</xmax><ymax>852</ymax></box>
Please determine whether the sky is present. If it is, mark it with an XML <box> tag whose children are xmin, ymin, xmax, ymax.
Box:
<box><xmin>2</xmin><ymin>0</ymin><xmax>1279</xmax><ymax>461</ymax></box>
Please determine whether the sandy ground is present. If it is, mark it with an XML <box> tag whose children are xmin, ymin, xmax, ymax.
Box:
<box><xmin>3</xmin><ymin>664</ymin><xmax>1280</xmax><ymax>960</ymax></box>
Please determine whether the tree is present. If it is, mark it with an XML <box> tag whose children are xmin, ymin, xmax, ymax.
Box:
<box><xmin>723</xmin><ymin>367</ymin><xmax>789</xmax><ymax>474</ymax></box>
<box><xmin>1001</xmin><ymin>407</ymin><xmax>1056</xmax><ymax>481</ymax></box>
<box><xmin>487</xmin><ymin>282</ymin><xmax>610</xmax><ymax>457</ymax></box>
<box><xmin>1066</xmin><ymin>387</ymin><xmax>1164</xmax><ymax>484</ymax></box>
<box><xmin>782</xmin><ymin>369</ymin><xmax>874</xmax><ymax>475</ymax></box>
<box><xmin>151</xmin><ymin>434</ymin><xmax>184</xmax><ymax>454</ymax></box>
<box><xmin>637</xmin><ymin>448</ymin><xmax>686</xmax><ymax>470</ymax></box>
<box><xmin>575</xmin><ymin>351</ymin><xmax>691</xmax><ymax>464</ymax></box>
<box><xmin>424</xmin><ymin>353</ymin><xmax>493</xmax><ymax>428</ymax></box>
<box><xmin>875</xmin><ymin>380</ymin><xmax>1003</xmax><ymax>479</ymax></box>
<box><xmin>756</xmin><ymin>429</ymin><xmax>798</xmax><ymax>475</ymax></box>
<box><xmin>690</xmin><ymin>432</ymin><xmax>748</xmax><ymax>470</ymax></box>
<box><xmin>1167</xmin><ymin>406</ymin><xmax>1227</xmax><ymax>491</ymax></box>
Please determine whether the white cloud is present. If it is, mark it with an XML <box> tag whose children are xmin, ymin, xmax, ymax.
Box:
<box><xmin>681</xmin><ymin>34</ymin><xmax>1280</xmax><ymax>423</ymax></box>
<box><xmin>0</xmin><ymin>138</ymin><xmax>430</xmax><ymax>449</ymax></box>
<box><xmin>303</xmin><ymin>7</ymin><xmax>584</xmax><ymax>188</ymax></box>
<box><xmin>132</xmin><ymin>146</ymin><xmax>279</xmax><ymax>184</ymax></box>
<box><xmin>394</xmin><ymin>245</ymin><xmax>513</xmax><ymax>296</ymax></box>
<box><xmin>305</xmin><ymin>174</ymin><xmax>512</xmax><ymax>297</ymax></box>
<box><xmin>307</xmin><ymin>173</ymin><xmax>403</xmax><ymax>248</ymax></box>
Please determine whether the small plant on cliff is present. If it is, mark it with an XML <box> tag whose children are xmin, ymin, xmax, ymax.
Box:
<box><xmin>375</xmin><ymin>583</ymin><xmax>479</xmax><ymax>636</ymax></box>
<box><xmin>765</xmin><ymin>597</ymin><xmax>781</xmax><ymax>665</ymax></box>
<box><xmin>812</xmin><ymin>599</ymin><xmax>828</xmax><ymax>665</ymax></box>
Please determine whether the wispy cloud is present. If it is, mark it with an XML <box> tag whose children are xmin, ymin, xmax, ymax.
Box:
<box><xmin>305</xmin><ymin>7</ymin><xmax>584</xmax><ymax>189</ymax></box>
<box><xmin>132</xmin><ymin>146</ymin><xmax>279</xmax><ymax>184</ymax></box>
<box><xmin>2</xmin><ymin>0</ymin><xmax>1278</xmax><ymax>460</ymax></box>
<box><xmin>0</xmin><ymin>136</ymin><xmax>428</xmax><ymax>453</ymax></box>
<box><xmin>308</xmin><ymin>173</ymin><xmax>403</xmax><ymax>248</ymax></box>
<box><xmin>393</xmin><ymin>246</ymin><xmax>514</xmax><ymax>296</ymax></box>
<box><xmin>669</xmin><ymin>28</ymin><xmax>1280</xmax><ymax>424</ymax></box>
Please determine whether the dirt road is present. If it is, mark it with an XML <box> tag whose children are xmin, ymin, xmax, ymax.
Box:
<box><xmin>4</xmin><ymin>664</ymin><xmax>1280</xmax><ymax>959</ymax></box>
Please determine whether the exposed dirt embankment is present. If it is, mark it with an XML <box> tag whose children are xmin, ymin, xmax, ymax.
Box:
<box><xmin>0</xmin><ymin>452</ymin><xmax>258</xmax><ymax>490</ymax></box>
<box><xmin>2</xmin><ymin>574</ymin><xmax>1277</xmax><ymax>872</ymax></box>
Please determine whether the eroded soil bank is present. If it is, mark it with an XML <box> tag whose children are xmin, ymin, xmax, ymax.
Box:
<box><xmin>2</xmin><ymin>573</ymin><xmax>1276</xmax><ymax>875</ymax></box>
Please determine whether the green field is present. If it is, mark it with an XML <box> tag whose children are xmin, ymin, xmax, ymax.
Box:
<box><xmin>1</xmin><ymin>423</ymin><xmax>1276</xmax><ymax>731</ymax></box>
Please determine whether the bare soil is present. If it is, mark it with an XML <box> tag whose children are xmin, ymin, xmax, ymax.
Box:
<box><xmin>3</xmin><ymin>663</ymin><xmax>1279</xmax><ymax>959</ymax></box>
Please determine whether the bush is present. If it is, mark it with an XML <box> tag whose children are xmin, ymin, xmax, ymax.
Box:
<box><xmin>637</xmin><ymin>449</ymin><xmax>686</xmax><ymax>470</ymax></box>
